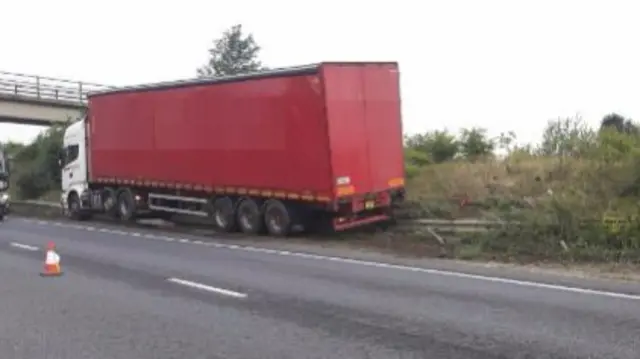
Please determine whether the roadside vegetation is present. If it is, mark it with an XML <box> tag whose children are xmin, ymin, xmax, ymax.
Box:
<box><xmin>403</xmin><ymin>113</ymin><xmax>640</xmax><ymax>265</ymax></box>
<box><xmin>4</xmin><ymin>124</ymin><xmax>64</xmax><ymax>202</ymax></box>
<box><xmin>3</xmin><ymin>24</ymin><xmax>640</xmax><ymax>266</ymax></box>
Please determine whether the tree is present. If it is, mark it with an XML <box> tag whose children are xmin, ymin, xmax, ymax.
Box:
<box><xmin>600</xmin><ymin>113</ymin><xmax>638</xmax><ymax>135</ymax></box>
<box><xmin>197</xmin><ymin>24</ymin><xmax>265</xmax><ymax>77</ymax></box>
<box><xmin>458</xmin><ymin>127</ymin><xmax>494</xmax><ymax>161</ymax></box>
<box><xmin>11</xmin><ymin>125</ymin><xmax>64</xmax><ymax>199</ymax></box>
<box><xmin>538</xmin><ymin>115</ymin><xmax>595</xmax><ymax>157</ymax></box>
<box><xmin>0</xmin><ymin>141</ymin><xmax>24</xmax><ymax>158</ymax></box>
<box><xmin>404</xmin><ymin>130</ymin><xmax>458</xmax><ymax>164</ymax></box>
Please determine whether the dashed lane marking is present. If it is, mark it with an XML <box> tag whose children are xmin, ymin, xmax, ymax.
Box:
<box><xmin>167</xmin><ymin>277</ymin><xmax>247</xmax><ymax>299</ymax></box>
<box><xmin>10</xmin><ymin>242</ymin><xmax>39</xmax><ymax>251</ymax></box>
<box><xmin>19</xmin><ymin>218</ymin><xmax>640</xmax><ymax>301</ymax></box>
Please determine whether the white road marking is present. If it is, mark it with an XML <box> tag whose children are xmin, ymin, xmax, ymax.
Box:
<box><xmin>167</xmin><ymin>277</ymin><xmax>247</xmax><ymax>299</ymax></box>
<box><xmin>10</xmin><ymin>242</ymin><xmax>39</xmax><ymax>251</ymax></box>
<box><xmin>23</xmin><ymin>219</ymin><xmax>640</xmax><ymax>301</ymax></box>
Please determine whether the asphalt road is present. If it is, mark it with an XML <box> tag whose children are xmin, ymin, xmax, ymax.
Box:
<box><xmin>1</xmin><ymin>218</ymin><xmax>640</xmax><ymax>358</ymax></box>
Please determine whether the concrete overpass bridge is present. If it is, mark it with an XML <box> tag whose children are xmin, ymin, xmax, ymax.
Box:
<box><xmin>0</xmin><ymin>71</ymin><xmax>113</xmax><ymax>126</ymax></box>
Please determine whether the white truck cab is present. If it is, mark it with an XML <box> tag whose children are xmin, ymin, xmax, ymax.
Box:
<box><xmin>59</xmin><ymin>119</ymin><xmax>89</xmax><ymax>217</ymax></box>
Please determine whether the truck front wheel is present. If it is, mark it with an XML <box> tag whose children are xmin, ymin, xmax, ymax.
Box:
<box><xmin>263</xmin><ymin>200</ymin><xmax>292</xmax><ymax>237</ymax></box>
<box><xmin>67</xmin><ymin>193</ymin><xmax>91</xmax><ymax>221</ymax></box>
<box><xmin>67</xmin><ymin>193</ymin><xmax>80</xmax><ymax>219</ymax></box>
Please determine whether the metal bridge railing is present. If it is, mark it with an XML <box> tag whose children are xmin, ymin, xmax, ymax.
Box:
<box><xmin>0</xmin><ymin>70</ymin><xmax>114</xmax><ymax>104</ymax></box>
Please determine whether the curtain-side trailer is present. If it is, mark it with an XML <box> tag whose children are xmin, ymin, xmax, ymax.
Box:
<box><xmin>59</xmin><ymin>62</ymin><xmax>406</xmax><ymax>236</ymax></box>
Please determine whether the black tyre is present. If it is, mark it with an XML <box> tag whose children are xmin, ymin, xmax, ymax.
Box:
<box><xmin>263</xmin><ymin>200</ymin><xmax>292</xmax><ymax>237</ymax></box>
<box><xmin>236</xmin><ymin>198</ymin><xmax>264</xmax><ymax>234</ymax></box>
<box><xmin>210</xmin><ymin>197</ymin><xmax>236</xmax><ymax>232</ymax></box>
<box><xmin>102</xmin><ymin>187</ymin><xmax>118</xmax><ymax>217</ymax></box>
<box><xmin>117</xmin><ymin>189</ymin><xmax>137</xmax><ymax>222</ymax></box>
<box><xmin>67</xmin><ymin>192</ymin><xmax>91</xmax><ymax>221</ymax></box>
<box><xmin>67</xmin><ymin>193</ymin><xmax>81</xmax><ymax>220</ymax></box>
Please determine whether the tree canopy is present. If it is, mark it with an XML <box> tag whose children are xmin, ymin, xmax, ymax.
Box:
<box><xmin>197</xmin><ymin>24</ymin><xmax>265</xmax><ymax>77</ymax></box>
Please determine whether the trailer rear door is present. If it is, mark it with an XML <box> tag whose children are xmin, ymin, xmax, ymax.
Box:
<box><xmin>322</xmin><ymin>63</ymin><xmax>404</xmax><ymax>197</ymax></box>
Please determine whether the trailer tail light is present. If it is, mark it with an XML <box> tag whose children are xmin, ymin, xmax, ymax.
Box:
<box><xmin>388</xmin><ymin>177</ymin><xmax>404</xmax><ymax>188</ymax></box>
<box><xmin>335</xmin><ymin>185</ymin><xmax>355</xmax><ymax>196</ymax></box>
<box><xmin>335</xmin><ymin>176</ymin><xmax>354</xmax><ymax>197</ymax></box>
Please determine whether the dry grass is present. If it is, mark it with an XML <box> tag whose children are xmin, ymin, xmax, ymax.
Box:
<box><xmin>403</xmin><ymin>155</ymin><xmax>640</xmax><ymax>221</ymax></box>
<box><xmin>408</xmin><ymin>158</ymin><xmax>547</xmax><ymax>201</ymax></box>
<box><xmin>399</xmin><ymin>154</ymin><xmax>640</xmax><ymax>265</ymax></box>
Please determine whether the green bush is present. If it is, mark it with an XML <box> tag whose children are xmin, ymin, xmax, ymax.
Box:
<box><xmin>16</xmin><ymin>165</ymin><xmax>54</xmax><ymax>199</ymax></box>
<box><xmin>6</xmin><ymin>124</ymin><xmax>64</xmax><ymax>200</ymax></box>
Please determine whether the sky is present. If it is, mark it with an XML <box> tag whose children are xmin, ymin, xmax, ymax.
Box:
<box><xmin>1</xmin><ymin>0</ymin><xmax>640</xmax><ymax>146</ymax></box>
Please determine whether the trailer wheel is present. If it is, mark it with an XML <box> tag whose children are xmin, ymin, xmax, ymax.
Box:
<box><xmin>236</xmin><ymin>198</ymin><xmax>265</xmax><ymax>235</ymax></box>
<box><xmin>210</xmin><ymin>197</ymin><xmax>236</xmax><ymax>232</ymax></box>
<box><xmin>263</xmin><ymin>200</ymin><xmax>292</xmax><ymax>237</ymax></box>
<box><xmin>117</xmin><ymin>189</ymin><xmax>136</xmax><ymax>222</ymax></box>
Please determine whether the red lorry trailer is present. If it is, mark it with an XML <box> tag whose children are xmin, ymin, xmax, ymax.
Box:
<box><xmin>61</xmin><ymin>62</ymin><xmax>406</xmax><ymax>236</ymax></box>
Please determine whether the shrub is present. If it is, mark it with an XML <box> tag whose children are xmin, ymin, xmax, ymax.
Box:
<box><xmin>403</xmin><ymin>114</ymin><xmax>640</xmax><ymax>263</ymax></box>
<box><xmin>5</xmin><ymin>125</ymin><xmax>64</xmax><ymax>200</ymax></box>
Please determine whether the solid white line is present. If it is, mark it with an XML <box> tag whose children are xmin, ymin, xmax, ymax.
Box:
<box><xmin>25</xmin><ymin>219</ymin><xmax>640</xmax><ymax>300</ymax></box>
<box><xmin>264</xmin><ymin>252</ymin><xmax>640</xmax><ymax>301</ymax></box>
<box><xmin>167</xmin><ymin>277</ymin><xmax>247</xmax><ymax>299</ymax></box>
<box><xmin>10</xmin><ymin>242</ymin><xmax>39</xmax><ymax>251</ymax></box>
<box><xmin>206</xmin><ymin>245</ymin><xmax>640</xmax><ymax>300</ymax></box>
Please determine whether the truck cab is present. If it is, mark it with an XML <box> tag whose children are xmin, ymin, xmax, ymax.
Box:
<box><xmin>59</xmin><ymin>119</ymin><xmax>90</xmax><ymax>218</ymax></box>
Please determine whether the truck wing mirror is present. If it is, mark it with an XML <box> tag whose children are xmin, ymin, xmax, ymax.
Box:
<box><xmin>57</xmin><ymin>150</ymin><xmax>64</xmax><ymax>166</ymax></box>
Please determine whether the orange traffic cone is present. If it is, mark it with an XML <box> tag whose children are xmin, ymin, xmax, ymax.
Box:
<box><xmin>40</xmin><ymin>241</ymin><xmax>63</xmax><ymax>277</ymax></box>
